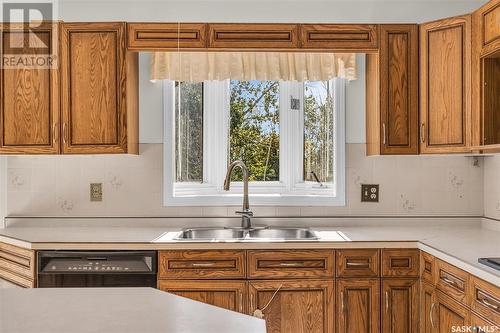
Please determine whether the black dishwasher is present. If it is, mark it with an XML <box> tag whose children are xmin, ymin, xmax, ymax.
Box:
<box><xmin>37</xmin><ymin>251</ymin><xmax>157</xmax><ymax>288</ymax></box>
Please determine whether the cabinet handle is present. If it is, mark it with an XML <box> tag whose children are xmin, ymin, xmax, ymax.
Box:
<box><xmin>442</xmin><ymin>276</ymin><xmax>461</xmax><ymax>290</ymax></box>
<box><xmin>53</xmin><ymin>123</ymin><xmax>58</xmax><ymax>144</ymax></box>
<box><xmin>63</xmin><ymin>123</ymin><xmax>68</xmax><ymax>144</ymax></box>
<box><xmin>191</xmin><ymin>262</ymin><xmax>215</xmax><ymax>267</ymax></box>
<box><xmin>382</xmin><ymin>123</ymin><xmax>387</xmax><ymax>146</ymax></box>
<box><xmin>341</xmin><ymin>291</ymin><xmax>345</xmax><ymax>314</ymax></box>
<box><xmin>239</xmin><ymin>290</ymin><xmax>244</xmax><ymax>313</ymax></box>
<box><xmin>346</xmin><ymin>261</ymin><xmax>369</xmax><ymax>267</ymax></box>
<box><xmin>420</xmin><ymin>123</ymin><xmax>426</xmax><ymax>143</ymax></box>
<box><xmin>279</xmin><ymin>262</ymin><xmax>302</xmax><ymax>267</ymax></box>
<box><xmin>430</xmin><ymin>303</ymin><xmax>436</xmax><ymax>328</ymax></box>
<box><xmin>385</xmin><ymin>291</ymin><xmax>389</xmax><ymax>312</ymax></box>
<box><xmin>479</xmin><ymin>297</ymin><xmax>499</xmax><ymax>311</ymax></box>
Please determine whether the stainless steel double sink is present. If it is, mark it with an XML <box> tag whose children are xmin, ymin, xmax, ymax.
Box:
<box><xmin>175</xmin><ymin>227</ymin><xmax>318</xmax><ymax>241</ymax></box>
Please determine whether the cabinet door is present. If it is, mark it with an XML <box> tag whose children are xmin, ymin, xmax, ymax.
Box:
<box><xmin>435</xmin><ymin>290</ymin><xmax>470</xmax><ymax>333</ymax></box>
<box><xmin>337</xmin><ymin>278</ymin><xmax>380</xmax><ymax>333</ymax></box>
<box><xmin>61</xmin><ymin>22</ymin><xmax>138</xmax><ymax>154</ymax></box>
<box><xmin>249</xmin><ymin>280</ymin><xmax>334</xmax><ymax>333</ymax></box>
<box><xmin>382</xmin><ymin>278</ymin><xmax>419</xmax><ymax>333</ymax></box>
<box><xmin>420</xmin><ymin>282</ymin><xmax>437</xmax><ymax>333</ymax></box>
<box><xmin>419</xmin><ymin>16</ymin><xmax>471</xmax><ymax>153</ymax></box>
<box><xmin>379</xmin><ymin>24</ymin><xmax>419</xmax><ymax>155</ymax></box>
<box><xmin>158</xmin><ymin>280</ymin><xmax>247</xmax><ymax>313</ymax></box>
<box><xmin>0</xmin><ymin>23</ymin><xmax>59</xmax><ymax>154</ymax></box>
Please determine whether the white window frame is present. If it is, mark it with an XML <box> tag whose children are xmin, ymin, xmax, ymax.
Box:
<box><xmin>163</xmin><ymin>79</ymin><xmax>345</xmax><ymax>206</ymax></box>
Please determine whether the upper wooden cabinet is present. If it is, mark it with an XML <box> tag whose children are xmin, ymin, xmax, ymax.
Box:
<box><xmin>366</xmin><ymin>24</ymin><xmax>419</xmax><ymax>155</ymax></box>
<box><xmin>300</xmin><ymin>24</ymin><xmax>378</xmax><ymax>51</ymax></box>
<box><xmin>476</xmin><ymin>0</ymin><xmax>500</xmax><ymax>56</ymax></box>
<box><xmin>60</xmin><ymin>22</ymin><xmax>138</xmax><ymax>154</ymax></box>
<box><xmin>0</xmin><ymin>23</ymin><xmax>60</xmax><ymax>154</ymax></box>
<box><xmin>419</xmin><ymin>15</ymin><xmax>472</xmax><ymax>154</ymax></box>
<box><xmin>127</xmin><ymin>23</ymin><xmax>207</xmax><ymax>50</ymax></box>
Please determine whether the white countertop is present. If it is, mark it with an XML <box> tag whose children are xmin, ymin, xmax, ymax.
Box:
<box><xmin>0</xmin><ymin>288</ymin><xmax>265</xmax><ymax>333</ymax></box>
<box><xmin>0</xmin><ymin>217</ymin><xmax>499</xmax><ymax>286</ymax></box>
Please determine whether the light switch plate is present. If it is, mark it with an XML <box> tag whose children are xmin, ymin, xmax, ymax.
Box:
<box><xmin>90</xmin><ymin>183</ymin><xmax>103</xmax><ymax>202</ymax></box>
<box><xmin>361</xmin><ymin>184</ymin><xmax>379</xmax><ymax>202</ymax></box>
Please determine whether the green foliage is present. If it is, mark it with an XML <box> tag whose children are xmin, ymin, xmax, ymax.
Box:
<box><xmin>229</xmin><ymin>80</ymin><xmax>280</xmax><ymax>181</ymax></box>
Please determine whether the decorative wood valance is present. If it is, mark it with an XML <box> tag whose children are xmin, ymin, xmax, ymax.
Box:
<box><xmin>150</xmin><ymin>52</ymin><xmax>357</xmax><ymax>82</ymax></box>
<box><xmin>127</xmin><ymin>23</ymin><xmax>379</xmax><ymax>52</ymax></box>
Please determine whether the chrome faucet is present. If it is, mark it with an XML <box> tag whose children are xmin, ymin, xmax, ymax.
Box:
<box><xmin>224</xmin><ymin>160</ymin><xmax>253</xmax><ymax>229</ymax></box>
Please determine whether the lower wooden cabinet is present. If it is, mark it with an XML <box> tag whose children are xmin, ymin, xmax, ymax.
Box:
<box><xmin>157</xmin><ymin>280</ymin><xmax>247</xmax><ymax>313</ymax></box>
<box><xmin>248</xmin><ymin>280</ymin><xmax>334</xmax><ymax>333</ymax></box>
<box><xmin>382</xmin><ymin>278</ymin><xmax>419</xmax><ymax>333</ymax></box>
<box><xmin>421</xmin><ymin>281</ymin><xmax>436</xmax><ymax>333</ymax></box>
<box><xmin>435</xmin><ymin>290</ymin><xmax>470</xmax><ymax>332</ymax></box>
<box><xmin>336</xmin><ymin>278</ymin><xmax>380</xmax><ymax>333</ymax></box>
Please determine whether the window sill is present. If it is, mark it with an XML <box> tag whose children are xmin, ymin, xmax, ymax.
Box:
<box><xmin>163</xmin><ymin>193</ymin><xmax>346</xmax><ymax>207</ymax></box>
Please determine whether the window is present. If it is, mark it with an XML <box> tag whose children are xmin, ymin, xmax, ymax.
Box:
<box><xmin>164</xmin><ymin>79</ymin><xmax>345</xmax><ymax>206</ymax></box>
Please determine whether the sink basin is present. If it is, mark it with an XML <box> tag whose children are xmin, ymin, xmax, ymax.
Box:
<box><xmin>175</xmin><ymin>228</ymin><xmax>245</xmax><ymax>240</ymax></box>
<box><xmin>175</xmin><ymin>227</ymin><xmax>318</xmax><ymax>241</ymax></box>
<box><xmin>248</xmin><ymin>228</ymin><xmax>318</xmax><ymax>240</ymax></box>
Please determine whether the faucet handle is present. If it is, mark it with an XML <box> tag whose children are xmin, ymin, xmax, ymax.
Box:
<box><xmin>235</xmin><ymin>210</ymin><xmax>254</xmax><ymax>217</ymax></box>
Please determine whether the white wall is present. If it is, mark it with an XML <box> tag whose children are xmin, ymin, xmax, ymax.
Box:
<box><xmin>58</xmin><ymin>0</ymin><xmax>486</xmax><ymax>23</ymax></box>
<box><xmin>484</xmin><ymin>156</ymin><xmax>500</xmax><ymax>220</ymax></box>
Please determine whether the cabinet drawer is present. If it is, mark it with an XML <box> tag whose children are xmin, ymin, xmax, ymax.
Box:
<box><xmin>127</xmin><ymin>23</ymin><xmax>207</xmax><ymax>50</ymax></box>
<box><xmin>336</xmin><ymin>249</ymin><xmax>380</xmax><ymax>278</ymax></box>
<box><xmin>435</xmin><ymin>259</ymin><xmax>470</xmax><ymax>305</ymax></box>
<box><xmin>300</xmin><ymin>24</ymin><xmax>378</xmax><ymax>50</ymax></box>
<box><xmin>247</xmin><ymin>250</ymin><xmax>334</xmax><ymax>279</ymax></box>
<box><xmin>470</xmin><ymin>311</ymin><xmax>499</xmax><ymax>333</ymax></box>
<box><xmin>381</xmin><ymin>249</ymin><xmax>419</xmax><ymax>277</ymax></box>
<box><xmin>0</xmin><ymin>243</ymin><xmax>35</xmax><ymax>287</ymax></box>
<box><xmin>470</xmin><ymin>276</ymin><xmax>500</xmax><ymax>325</ymax></box>
<box><xmin>420</xmin><ymin>251</ymin><xmax>436</xmax><ymax>284</ymax></box>
<box><xmin>158</xmin><ymin>250</ymin><xmax>246</xmax><ymax>279</ymax></box>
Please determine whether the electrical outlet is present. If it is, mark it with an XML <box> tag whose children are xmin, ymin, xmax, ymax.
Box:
<box><xmin>361</xmin><ymin>184</ymin><xmax>379</xmax><ymax>202</ymax></box>
<box><xmin>90</xmin><ymin>183</ymin><xmax>103</xmax><ymax>202</ymax></box>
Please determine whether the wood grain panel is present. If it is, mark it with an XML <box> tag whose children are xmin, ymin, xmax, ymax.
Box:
<box><xmin>0</xmin><ymin>242</ymin><xmax>36</xmax><ymax>288</ymax></box>
<box><xmin>0</xmin><ymin>23</ymin><xmax>59</xmax><ymax>154</ymax></box>
<box><xmin>381</xmin><ymin>278</ymin><xmax>419</xmax><ymax>333</ymax></box>
<box><xmin>482</xmin><ymin>55</ymin><xmax>500</xmax><ymax>145</ymax></box>
<box><xmin>61</xmin><ymin>22</ymin><xmax>137</xmax><ymax>154</ymax></box>
<box><xmin>158</xmin><ymin>250</ymin><xmax>246</xmax><ymax>279</ymax></box>
<box><xmin>249</xmin><ymin>279</ymin><xmax>334</xmax><ymax>333</ymax></box>
<box><xmin>336</xmin><ymin>278</ymin><xmax>380</xmax><ymax>333</ymax></box>
<box><xmin>127</xmin><ymin>23</ymin><xmax>207</xmax><ymax>50</ymax></box>
<box><xmin>336</xmin><ymin>249</ymin><xmax>380</xmax><ymax>278</ymax></box>
<box><xmin>208</xmin><ymin>23</ymin><xmax>299</xmax><ymax>49</ymax></box>
<box><xmin>470</xmin><ymin>311</ymin><xmax>499</xmax><ymax>333</ymax></box>
<box><xmin>158</xmin><ymin>280</ymin><xmax>247</xmax><ymax>313</ymax></box>
<box><xmin>483</xmin><ymin>0</ymin><xmax>500</xmax><ymax>47</ymax></box>
<box><xmin>379</xmin><ymin>25</ymin><xmax>418</xmax><ymax>154</ymax></box>
<box><xmin>419</xmin><ymin>16</ymin><xmax>471</xmax><ymax>153</ymax></box>
<box><xmin>435</xmin><ymin>290</ymin><xmax>470</xmax><ymax>332</ymax></box>
<box><xmin>420</xmin><ymin>282</ymin><xmax>436</xmax><ymax>333</ymax></box>
<box><xmin>435</xmin><ymin>258</ymin><xmax>470</xmax><ymax>305</ymax></box>
<box><xmin>469</xmin><ymin>275</ymin><xmax>500</xmax><ymax>325</ymax></box>
<box><xmin>381</xmin><ymin>249</ymin><xmax>419</xmax><ymax>277</ymax></box>
<box><xmin>247</xmin><ymin>250</ymin><xmax>334</xmax><ymax>279</ymax></box>
<box><xmin>421</xmin><ymin>251</ymin><xmax>436</xmax><ymax>285</ymax></box>
<box><xmin>300</xmin><ymin>24</ymin><xmax>378</xmax><ymax>51</ymax></box>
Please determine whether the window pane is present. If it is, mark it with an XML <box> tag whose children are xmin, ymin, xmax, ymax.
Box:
<box><xmin>229</xmin><ymin>80</ymin><xmax>280</xmax><ymax>181</ymax></box>
<box><xmin>175</xmin><ymin>82</ymin><xmax>203</xmax><ymax>182</ymax></box>
<box><xmin>303</xmin><ymin>81</ymin><xmax>334</xmax><ymax>183</ymax></box>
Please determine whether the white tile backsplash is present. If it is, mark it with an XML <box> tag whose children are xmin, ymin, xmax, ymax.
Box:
<box><xmin>484</xmin><ymin>155</ymin><xmax>500</xmax><ymax>220</ymax></box>
<box><xmin>4</xmin><ymin>143</ymin><xmax>484</xmax><ymax>217</ymax></box>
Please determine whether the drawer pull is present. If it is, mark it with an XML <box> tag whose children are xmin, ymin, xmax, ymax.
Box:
<box><xmin>479</xmin><ymin>297</ymin><xmax>499</xmax><ymax>311</ymax></box>
<box><xmin>346</xmin><ymin>262</ymin><xmax>369</xmax><ymax>267</ymax></box>
<box><xmin>430</xmin><ymin>303</ymin><xmax>436</xmax><ymax>328</ymax></box>
<box><xmin>442</xmin><ymin>276</ymin><xmax>462</xmax><ymax>290</ymax></box>
<box><xmin>279</xmin><ymin>262</ymin><xmax>302</xmax><ymax>267</ymax></box>
<box><xmin>385</xmin><ymin>291</ymin><xmax>389</xmax><ymax>312</ymax></box>
<box><xmin>191</xmin><ymin>263</ymin><xmax>215</xmax><ymax>267</ymax></box>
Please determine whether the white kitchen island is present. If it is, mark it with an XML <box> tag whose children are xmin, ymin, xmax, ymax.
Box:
<box><xmin>0</xmin><ymin>287</ymin><xmax>266</xmax><ymax>333</ymax></box>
